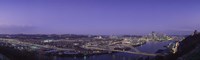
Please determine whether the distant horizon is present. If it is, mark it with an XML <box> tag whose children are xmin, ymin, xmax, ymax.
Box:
<box><xmin>0</xmin><ymin>31</ymin><xmax>193</xmax><ymax>36</ymax></box>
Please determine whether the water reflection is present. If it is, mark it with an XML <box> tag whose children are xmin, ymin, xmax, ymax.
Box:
<box><xmin>137</xmin><ymin>40</ymin><xmax>173</xmax><ymax>53</ymax></box>
<box><xmin>50</xmin><ymin>40</ymin><xmax>172</xmax><ymax>60</ymax></box>
<box><xmin>0</xmin><ymin>40</ymin><xmax>172</xmax><ymax>60</ymax></box>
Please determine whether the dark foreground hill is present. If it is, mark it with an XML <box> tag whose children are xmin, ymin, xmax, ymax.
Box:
<box><xmin>157</xmin><ymin>33</ymin><xmax>200</xmax><ymax>60</ymax></box>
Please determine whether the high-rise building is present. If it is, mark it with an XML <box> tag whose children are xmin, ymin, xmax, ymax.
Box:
<box><xmin>151</xmin><ymin>31</ymin><xmax>159</xmax><ymax>40</ymax></box>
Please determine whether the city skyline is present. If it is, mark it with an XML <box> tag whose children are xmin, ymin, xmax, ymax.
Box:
<box><xmin>0</xmin><ymin>0</ymin><xmax>200</xmax><ymax>35</ymax></box>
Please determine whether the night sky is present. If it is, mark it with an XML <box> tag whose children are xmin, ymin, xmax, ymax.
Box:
<box><xmin>0</xmin><ymin>0</ymin><xmax>200</xmax><ymax>35</ymax></box>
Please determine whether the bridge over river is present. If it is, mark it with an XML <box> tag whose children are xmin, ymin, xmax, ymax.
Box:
<box><xmin>84</xmin><ymin>46</ymin><xmax>160</xmax><ymax>56</ymax></box>
<box><xmin>0</xmin><ymin>38</ymin><xmax>162</xmax><ymax>57</ymax></box>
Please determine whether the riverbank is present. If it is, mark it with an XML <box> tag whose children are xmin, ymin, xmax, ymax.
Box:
<box><xmin>0</xmin><ymin>39</ymin><xmax>175</xmax><ymax>60</ymax></box>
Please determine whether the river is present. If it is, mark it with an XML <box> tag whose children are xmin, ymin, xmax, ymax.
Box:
<box><xmin>0</xmin><ymin>40</ymin><xmax>173</xmax><ymax>60</ymax></box>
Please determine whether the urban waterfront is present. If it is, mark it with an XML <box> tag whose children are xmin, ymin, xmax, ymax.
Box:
<box><xmin>0</xmin><ymin>39</ymin><xmax>179</xmax><ymax>60</ymax></box>
<box><xmin>1</xmin><ymin>0</ymin><xmax>200</xmax><ymax>60</ymax></box>
<box><xmin>54</xmin><ymin>40</ymin><xmax>175</xmax><ymax>60</ymax></box>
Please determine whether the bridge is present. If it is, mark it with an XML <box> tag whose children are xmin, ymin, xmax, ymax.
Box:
<box><xmin>84</xmin><ymin>45</ymin><xmax>159</xmax><ymax>56</ymax></box>
<box><xmin>0</xmin><ymin>38</ymin><xmax>161</xmax><ymax>56</ymax></box>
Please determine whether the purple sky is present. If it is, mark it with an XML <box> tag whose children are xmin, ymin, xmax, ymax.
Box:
<box><xmin>0</xmin><ymin>0</ymin><xmax>200</xmax><ymax>35</ymax></box>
